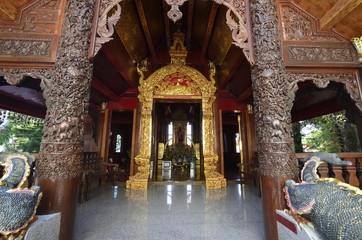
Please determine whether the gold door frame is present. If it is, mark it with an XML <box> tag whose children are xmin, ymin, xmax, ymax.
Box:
<box><xmin>126</xmin><ymin>63</ymin><xmax>226</xmax><ymax>190</ymax></box>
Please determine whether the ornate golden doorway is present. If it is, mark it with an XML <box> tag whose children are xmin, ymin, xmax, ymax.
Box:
<box><xmin>126</xmin><ymin>32</ymin><xmax>226</xmax><ymax>190</ymax></box>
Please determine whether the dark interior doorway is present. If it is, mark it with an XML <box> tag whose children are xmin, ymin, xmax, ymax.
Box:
<box><xmin>108</xmin><ymin>110</ymin><xmax>134</xmax><ymax>182</ymax></box>
<box><xmin>222</xmin><ymin>112</ymin><xmax>241</xmax><ymax>181</ymax></box>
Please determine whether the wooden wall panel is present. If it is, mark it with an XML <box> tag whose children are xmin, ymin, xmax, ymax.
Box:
<box><xmin>0</xmin><ymin>0</ymin><xmax>67</xmax><ymax>68</ymax></box>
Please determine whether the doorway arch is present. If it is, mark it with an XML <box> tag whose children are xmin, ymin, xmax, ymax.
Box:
<box><xmin>126</xmin><ymin>52</ymin><xmax>225</xmax><ymax>190</ymax></box>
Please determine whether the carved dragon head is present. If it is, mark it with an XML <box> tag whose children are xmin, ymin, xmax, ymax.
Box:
<box><xmin>284</xmin><ymin>180</ymin><xmax>316</xmax><ymax>215</ymax></box>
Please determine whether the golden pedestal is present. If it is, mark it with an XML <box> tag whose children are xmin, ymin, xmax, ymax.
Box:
<box><xmin>126</xmin><ymin>178</ymin><xmax>148</xmax><ymax>190</ymax></box>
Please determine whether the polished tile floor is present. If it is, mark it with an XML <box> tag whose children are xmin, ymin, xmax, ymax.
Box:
<box><xmin>74</xmin><ymin>183</ymin><xmax>265</xmax><ymax>240</ymax></box>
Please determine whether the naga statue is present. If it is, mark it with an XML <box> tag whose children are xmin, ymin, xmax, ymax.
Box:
<box><xmin>284</xmin><ymin>152</ymin><xmax>362</xmax><ymax>240</ymax></box>
<box><xmin>0</xmin><ymin>152</ymin><xmax>42</xmax><ymax>237</ymax></box>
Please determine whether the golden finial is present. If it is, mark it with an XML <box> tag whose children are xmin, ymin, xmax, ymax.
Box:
<box><xmin>169</xmin><ymin>30</ymin><xmax>188</xmax><ymax>65</ymax></box>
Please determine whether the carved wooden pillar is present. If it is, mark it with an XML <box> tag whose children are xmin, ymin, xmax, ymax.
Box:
<box><xmin>34</xmin><ymin>1</ymin><xmax>95</xmax><ymax>240</ymax></box>
<box><xmin>249</xmin><ymin>0</ymin><xmax>298</xmax><ymax>239</ymax></box>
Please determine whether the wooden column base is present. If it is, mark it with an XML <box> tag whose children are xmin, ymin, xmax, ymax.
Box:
<box><xmin>260</xmin><ymin>175</ymin><xmax>288</xmax><ymax>240</ymax></box>
<box><xmin>35</xmin><ymin>177</ymin><xmax>79</xmax><ymax>240</ymax></box>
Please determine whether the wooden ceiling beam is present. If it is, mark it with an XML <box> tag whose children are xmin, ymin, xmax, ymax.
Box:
<box><xmin>135</xmin><ymin>0</ymin><xmax>157</xmax><ymax>59</ymax></box>
<box><xmin>236</xmin><ymin>85</ymin><xmax>253</xmax><ymax>102</ymax></box>
<box><xmin>319</xmin><ymin>0</ymin><xmax>362</xmax><ymax>30</ymax></box>
<box><xmin>101</xmin><ymin>46</ymin><xmax>137</xmax><ymax>88</ymax></box>
<box><xmin>162</xmin><ymin>0</ymin><xmax>172</xmax><ymax>49</ymax></box>
<box><xmin>186</xmin><ymin>0</ymin><xmax>195</xmax><ymax>50</ymax></box>
<box><xmin>200</xmin><ymin>2</ymin><xmax>218</xmax><ymax>59</ymax></box>
<box><xmin>91</xmin><ymin>76</ymin><xmax>118</xmax><ymax>101</ymax></box>
<box><xmin>0</xmin><ymin>0</ymin><xmax>17</xmax><ymax>21</ymax></box>
<box><xmin>220</xmin><ymin>54</ymin><xmax>245</xmax><ymax>89</ymax></box>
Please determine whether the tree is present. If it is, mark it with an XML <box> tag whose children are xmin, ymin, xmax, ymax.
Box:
<box><xmin>300</xmin><ymin>111</ymin><xmax>361</xmax><ymax>153</ymax></box>
<box><xmin>292</xmin><ymin>122</ymin><xmax>303</xmax><ymax>153</ymax></box>
<box><xmin>0</xmin><ymin>111</ymin><xmax>43</xmax><ymax>153</ymax></box>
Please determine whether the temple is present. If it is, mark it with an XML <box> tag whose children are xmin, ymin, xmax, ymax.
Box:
<box><xmin>0</xmin><ymin>0</ymin><xmax>361</xmax><ymax>239</ymax></box>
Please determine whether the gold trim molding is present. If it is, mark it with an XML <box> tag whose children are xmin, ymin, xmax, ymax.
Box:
<box><xmin>351</xmin><ymin>36</ymin><xmax>362</xmax><ymax>64</ymax></box>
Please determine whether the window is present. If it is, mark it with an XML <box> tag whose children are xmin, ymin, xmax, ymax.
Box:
<box><xmin>186</xmin><ymin>122</ymin><xmax>192</xmax><ymax>146</ymax></box>
<box><xmin>115</xmin><ymin>134</ymin><xmax>122</xmax><ymax>153</ymax></box>
<box><xmin>235</xmin><ymin>133</ymin><xmax>240</xmax><ymax>153</ymax></box>
<box><xmin>168</xmin><ymin>122</ymin><xmax>173</xmax><ymax>146</ymax></box>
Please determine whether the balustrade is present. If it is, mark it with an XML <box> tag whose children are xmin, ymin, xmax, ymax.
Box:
<box><xmin>295</xmin><ymin>153</ymin><xmax>362</xmax><ymax>189</ymax></box>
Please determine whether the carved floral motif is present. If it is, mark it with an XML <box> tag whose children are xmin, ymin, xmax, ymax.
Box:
<box><xmin>279</xmin><ymin>1</ymin><xmax>346</xmax><ymax>42</ymax></box>
<box><xmin>287</xmin><ymin>73</ymin><xmax>362</xmax><ymax>113</ymax></box>
<box><xmin>153</xmin><ymin>73</ymin><xmax>202</xmax><ymax>96</ymax></box>
<box><xmin>94</xmin><ymin>0</ymin><xmax>122</xmax><ymax>56</ymax></box>
<box><xmin>284</xmin><ymin>43</ymin><xmax>358</xmax><ymax>66</ymax></box>
<box><xmin>0</xmin><ymin>39</ymin><xmax>52</xmax><ymax>57</ymax></box>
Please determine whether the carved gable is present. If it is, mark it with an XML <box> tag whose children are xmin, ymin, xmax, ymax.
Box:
<box><xmin>278</xmin><ymin>1</ymin><xmax>359</xmax><ymax>67</ymax></box>
<box><xmin>279</xmin><ymin>1</ymin><xmax>346</xmax><ymax>42</ymax></box>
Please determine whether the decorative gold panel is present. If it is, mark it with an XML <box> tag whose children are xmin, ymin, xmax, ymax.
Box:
<box><xmin>153</xmin><ymin>71</ymin><xmax>202</xmax><ymax>97</ymax></box>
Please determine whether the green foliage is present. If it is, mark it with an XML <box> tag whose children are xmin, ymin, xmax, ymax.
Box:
<box><xmin>300</xmin><ymin>111</ymin><xmax>361</xmax><ymax>153</ymax></box>
<box><xmin>292</xmin><ymin>122</ymin><xmax>303</xmax><ymax>153</ymax></box>
<box><xmin>0</xmin><ymin>113</ymin><xmax>43</xmax><ymax>153</ymax></box>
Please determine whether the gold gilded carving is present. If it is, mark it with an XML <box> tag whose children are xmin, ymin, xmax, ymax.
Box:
<box><xmin>169</xmin><ymin>30</ymin><xmax>187</xmax><ymax>65</ymax></box>
<box><xmin>158</xmin><ymin>143</ymin><xmax>165</xmax><ymax>159</ymax></box>
<box><xmin>154</xmin><ymin>72</ymin><xmax>202</xmax><ymax>96</ymax></box>
<box><xmin>127</xmin><ymin>33</ymin><xmax>225</xmax><ymax>189</ymax></box>
<box><xmin>351</xmin><ymin>36</ymin><xmax>362</xmax><ymax>64</ymax></box>
<box><xmin>194</xmin><ymin>143</ymin><xmax>200</xmax><ymax>160</ymax></box>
